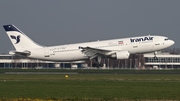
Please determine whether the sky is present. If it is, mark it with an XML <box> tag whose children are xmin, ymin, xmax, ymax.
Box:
<box><xmin>0</xmin><ymin>0</ymin><xmax>180</xmax><ymax>53</ymax></box>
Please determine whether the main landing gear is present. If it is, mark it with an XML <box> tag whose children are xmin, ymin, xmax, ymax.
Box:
<box><xmin>92</xmin><ymin>56</ymin><xmax>103</xmax><ymax>67</ymax></box>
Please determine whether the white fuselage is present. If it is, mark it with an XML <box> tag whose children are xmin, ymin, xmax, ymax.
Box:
<box><xmin>3</xmin><ymin>25</ymin><xmax>174</xmax><ymax>62</ymax></box>
<box><xmin>28</xmin><ymin>35</ymin><xmax>174</xmax><ymax>61</ymax></box>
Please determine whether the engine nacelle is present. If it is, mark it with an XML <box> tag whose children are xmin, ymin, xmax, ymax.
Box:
<box><xmin>110</xmin><ymin>51</ymin><xmax>130</xmax><ymax>59</ymax></box>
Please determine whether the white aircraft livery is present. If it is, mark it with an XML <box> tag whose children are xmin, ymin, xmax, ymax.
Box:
<box><xmin>3</xmin><ymin>24</ymin><xmax>174</xmax><ymax>64</ymax></box>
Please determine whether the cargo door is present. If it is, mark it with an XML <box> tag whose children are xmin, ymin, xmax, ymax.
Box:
<box><xmin>44</xmin><ymin>48</ymin><xmax>50</xmax><ymax>57</ymax></box>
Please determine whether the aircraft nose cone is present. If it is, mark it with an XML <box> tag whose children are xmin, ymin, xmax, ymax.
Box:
<box><xmin>168</xmin><ymin>40</ymin><xmax>175</xmax><ymax>46</ymax></box>
<box><xmin>171</xmin><ymin>40</ymin><xmax>175</xmax><ymax>45</ymax></box>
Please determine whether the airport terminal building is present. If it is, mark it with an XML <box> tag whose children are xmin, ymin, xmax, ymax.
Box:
<box><xmin>0</xmin><ymin>55</ymin><xmax>84</xmax><ymax>69</ymax></box>
<box><xmin>144</xmin><ymin>52</ymin><xmax>180</xmax><ymax>69</ymax></box>
<box><xmin>0</xmin><ymin>52</ymin><xmax>180</xmax><ymax>69</ymax></box>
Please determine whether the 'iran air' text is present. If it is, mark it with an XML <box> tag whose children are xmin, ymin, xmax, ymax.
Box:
<box><xmin>130</xmin><ymin>36</ymin><xmax>154</xmax><ymax>43</ymax></box>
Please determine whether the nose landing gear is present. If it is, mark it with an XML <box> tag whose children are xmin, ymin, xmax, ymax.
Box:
<box><xmin>154</xmin><ymin>51</ymin><xmax>158</xmax><ymax>60</ymax></box>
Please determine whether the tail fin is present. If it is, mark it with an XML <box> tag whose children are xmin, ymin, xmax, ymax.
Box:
<box><xmin>3</xmin><ymin>24</ymin><xmax>43</xmax><ymax>51</ymax></box>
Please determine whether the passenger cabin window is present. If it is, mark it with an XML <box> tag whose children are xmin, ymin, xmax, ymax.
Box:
<box><xmin>164</xmin><ymin>38</ymin><xmax>169</xmax><ymax>41</ymax></box>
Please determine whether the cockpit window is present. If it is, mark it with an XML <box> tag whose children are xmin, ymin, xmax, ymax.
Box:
<box><xmin>164</xmin><ymin>38</ymin><xmax>169</xmax><ymax>41</ymax></box>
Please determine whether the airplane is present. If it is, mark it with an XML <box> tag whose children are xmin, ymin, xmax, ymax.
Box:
<box><xmin>3</xmin><ymin>24</ymin><xmax>174</xmax><ymax>66</ymax></box>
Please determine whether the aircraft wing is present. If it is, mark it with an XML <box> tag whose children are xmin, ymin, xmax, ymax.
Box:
<box><xmin>80</xmin><ymin>46</ymin><xmax>112</xmax><ymax>59</ymax></box>
<box><xmin>9</xmin><ymin>50</ymin><xmax>31</xmax><ymax>56</ymax></box>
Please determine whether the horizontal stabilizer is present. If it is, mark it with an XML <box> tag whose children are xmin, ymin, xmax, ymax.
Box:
<box><xmin>9</xmin><ymin>50</ymin><xmax>31</xmax><ymax>56</ymax></box>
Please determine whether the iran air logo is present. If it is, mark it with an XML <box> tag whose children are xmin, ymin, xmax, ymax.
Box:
<box><xmin>10</xmin><ymin>35</ymin><xmax>21</xmax><ymax>44</ymax></box>
<box><xmin>130</xmin><ymin>36</ymin><xmax>154</xmax><ymax>43</ymax></box>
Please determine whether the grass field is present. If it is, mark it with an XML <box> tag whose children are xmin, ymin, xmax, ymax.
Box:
<box><xmin>0</xmin><ymin>69</ymin><xmax>180</xmax><ymax>101</ymax></box>
<box><xmin>0</xmin><ymin>71</ymin><xmax>180</xmax><ymax>101</ymax></box>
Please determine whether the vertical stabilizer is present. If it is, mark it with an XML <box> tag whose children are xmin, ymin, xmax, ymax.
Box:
<box><xmin>3</xmin><ymin>24</ymin><xmax>43</xmax><ymax>51</ymax></box>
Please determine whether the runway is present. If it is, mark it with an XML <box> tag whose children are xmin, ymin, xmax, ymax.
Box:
<box><xmin>4</xmin><ymin>72</ymin><xmax>78</xmax><ymax>74</ymax></box>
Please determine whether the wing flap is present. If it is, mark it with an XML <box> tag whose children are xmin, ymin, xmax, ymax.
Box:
<box><xmin>80</xmin><ymin>46</ymin><xmax>112</xmax><ymax>59</ymax></box>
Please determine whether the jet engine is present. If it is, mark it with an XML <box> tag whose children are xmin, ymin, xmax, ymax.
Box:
<box><xmin>110</xmin><ymin>51</ymin><xmax>130</xmax><ymax>59</ymax></box>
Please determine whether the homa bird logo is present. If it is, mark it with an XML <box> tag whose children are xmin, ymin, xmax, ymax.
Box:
<box><xmin>130</xmin><ymin>36</ymin><xmax>154</xmax><ymax>43</ymax></box>
<box><xmin>10</xmin><ymin>35</ymin><xmax>21</xmax><ymax>44</ymax></box>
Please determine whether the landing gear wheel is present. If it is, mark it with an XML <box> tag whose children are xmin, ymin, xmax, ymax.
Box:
<box><xmin>154</xmin><ymin>56</ymin><xmax>158</xmax><ymax>60</ymax></box>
